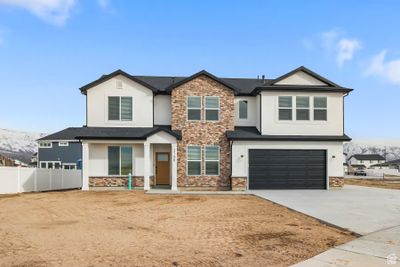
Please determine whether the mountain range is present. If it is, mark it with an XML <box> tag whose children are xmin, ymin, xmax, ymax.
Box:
<box><xmin>0</xmin><ymin>128</ymin><xmax>399</xmax><ymax>164</ymax></box>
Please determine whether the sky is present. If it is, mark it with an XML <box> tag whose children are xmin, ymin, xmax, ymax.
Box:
<box><xmin>0</xmin><ymin>0</ymin><xmax>399</xmax><ymax>139</ymax></box>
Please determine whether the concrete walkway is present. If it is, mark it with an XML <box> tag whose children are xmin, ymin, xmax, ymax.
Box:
<box><xmin>251</xmin><ymin>185</ymin><xmax>400</xmax><ymax>235</ymax></box>
<box><xmin>293</xmin><ymin>226</ymin><xmax>400</xmax><ymax>266</ymax></box>
<box><xmin>251</xmin><ymin>185</ymin><xmax>400</xmax><ymax>266</ymax></box>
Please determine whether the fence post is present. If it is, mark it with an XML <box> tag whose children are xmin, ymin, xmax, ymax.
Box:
<box><xmin>49</xmin><ymin>169</ymin><xmax>52</xmax><ymax>191</ymax></box>
<box><xmin>17</xmin><ymin>166</ymin><xmax>21</xmax><ymax>193</ymax></box>
<box><xmin>61</xmin><ymin>169</ymin><xmax>64</xmax><ymax>189</ymax></box>
<box><xmin>34</xmin><ymin>168</ymin><xmax>37</xmax><ymax>192</ymax></box>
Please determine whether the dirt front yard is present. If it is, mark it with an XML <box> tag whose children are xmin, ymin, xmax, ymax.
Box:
<box><xmin>346</xmin><ymin>178</ymin><xmax>400</xmax><ymax>190</ymax></box>
<box><xmin>0</xmin><ymin>191</ymin><xmax>354</xmax><ymax>267</ymax></box>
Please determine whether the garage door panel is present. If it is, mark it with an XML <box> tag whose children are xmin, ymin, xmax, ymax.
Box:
<box><xmin>249</xmin><ymin>149</ymin><xmax>326</xmax><ymax>189</ymax></box>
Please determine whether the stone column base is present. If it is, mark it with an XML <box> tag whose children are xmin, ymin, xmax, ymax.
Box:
<box><xmin>231</xmin><ymin>177</ymin><xmax>247</xmax><ymax>191</ymax></box>
<box><xmin>89</xmin><ymin>176</ymin><xmax>146</xmax><ymax>187</ymax></box>
<box><xmin>329</xmin><ymin>176</ymin><xmax>344</xmax><ymax>188</ymax></box>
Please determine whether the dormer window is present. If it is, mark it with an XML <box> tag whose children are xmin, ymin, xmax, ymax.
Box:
<box><xmin>108</xmin><ymin>96</ymin><xmax>133</xmax><ymax>121</ymax></box>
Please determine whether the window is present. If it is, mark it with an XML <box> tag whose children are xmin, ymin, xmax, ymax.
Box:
<box><xmin>314</xmin><ymin>97</ymin><xmax>327</xmax><ymax>121</ymax></box>
<box><xmin>63</xmin><ymin>164</ymin><xmax>76</xmax><ymax>170</ymax></box>
<box><xmin>296</xmin><ymin>96</ymin><xmax>310</xmax><ymax>120</ymax></box>
<box><xmin>39</xmin><ymin>161</ymin><xmax>61</xmax><ymax>169</ymax></box>
<box><xmin>205</xmin><ymin>146</ymin><xmax>219</xmax><ymax>175</ymax></box>
<box><xmin>205</xmin><ymin>96</ymin><xmax>220</xmax><ymax>121</ymax></box>
<box><xmin>39</xmin><ymin>142</ymin><xmax>52</xmax><ymax>148</ymax></box>
<box><xmin>59</xmin><ymin>141</ymin><xmax>69</xmax><ymax>147</ymax></box>
<box><xmin>187</xmin><ymin>146</ymin><xmax>202</xmax><ymax>175</ymax></box>
<box><xmin>108</xmin><ymin>146</ymin><xmax>133</xmax><ymax>175</ymax></box>
<box><xmin>278</xmin><ymin>96</ymin><xmax>292</xmax><ymax>120</ymax></box>
<box><xmin>187</xmin><ymin>96</ymin><xmax>201</xmax><ymax>120</ymax></box>
<box><xmin>238</xmin><ymin>100</ymin><xmax>248</xmax><ymax>119</ymax></box>
<box><xmin>108</xmin><ymin>96</ymin><xmax>133</xmax><ymax>121</ymax></box>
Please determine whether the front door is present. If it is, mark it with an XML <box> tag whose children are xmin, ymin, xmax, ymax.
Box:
<box><xmin>156</xmin><ymin>152</ymin><xmax>170</xmax><ymax>185</ymax></box>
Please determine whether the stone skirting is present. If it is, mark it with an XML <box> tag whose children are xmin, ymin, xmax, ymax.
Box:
<box><xmin>231</xmin><ymin>177</ymin><xmax>247</xmax><ymax>191</ymax></box>
<box><xmin>179</xmin><ymin>186</ymin><xmax>230</xmax><ymax>191</ymax></box>
<box><xmin>89</xmin><ymin>176</ymin><xmax>147</xmax><ymax>187</ymax></box>
<box><xmin>329</xmin><ymin>176</ymin><xmax>344</xmax><ymax>188</ymax></box>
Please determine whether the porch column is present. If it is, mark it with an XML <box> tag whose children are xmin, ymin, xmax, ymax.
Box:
<box><xmin>81</xmin><ymin>142</ymin><xmax>89</xmax><ymax>190</ymax></box>
<box><xmin>144</xmin><ymin>142</ymin><xmax>151</xmax><ymax>190</ymax></box>
<box><xmin>171</xmin><ymin>143</ymin><xmax>178</xmax><ymax>191</ymax></box>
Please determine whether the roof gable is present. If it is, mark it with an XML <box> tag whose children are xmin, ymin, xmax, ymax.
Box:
<box><xmin>80</xmin><ymin>69</ymin><xmax>158</xmax><ymax>94</ymax></box>
<box><xmin>349</xmin><ymin>154</ymin><xmax>385</xmax><ymax>161</ymax></box>
<box><xmin>165</xmin><ymin>70</ymin><xmax>239</xmax><ymax>94</ymax></box>
<box><xmin>272</xmin><ymin>66</ymin><xmax>340</xmax><ymax>87</ymax></box>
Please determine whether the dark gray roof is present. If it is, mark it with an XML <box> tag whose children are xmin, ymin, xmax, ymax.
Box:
<box><xmin>349</xmin><ymin>154</ymin><xmax>385</xmax><ymax>161</ymax></box>
<box><xmin>226</xmin><ymin>127</ymin><xmax>352</xmax><ymax>141</ymax></box>
<box><xmin>38</xmin><ymin>126</ymin><xmax>181</xmax><ymax>141</ymax></box>
<box><xmin>80</xmin><ymin>66</ymin><xmax>351</xmax><ymax>96</ymax></box>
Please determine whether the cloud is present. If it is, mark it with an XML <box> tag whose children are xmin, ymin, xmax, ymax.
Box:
<box><xmin>336</xmin><ymin>38</ymin><xmax>362</xmax><ymax>67</ymax></box>
<box><xmin>304</xmin><ymin>29</ymin><xmax>362</xmax><ymax>68</ymax></box>
<box><xmin>98</xmin><ymin>0</ymin><xmax>109</xmax><ymax>9</ymax></box>
<box><xmin>0</xmin><ymin>0</ymin><xmax>77</xmax><ymax>26</ymax></box>
<box><xmin>365</xmin><ymin>50</ymin><xmax>400</xmax><ymax>85</ymax></box>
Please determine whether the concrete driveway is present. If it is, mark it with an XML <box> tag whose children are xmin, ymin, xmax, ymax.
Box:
<box><xmin>251</xmin><ymin>185</ymin><xmax>400</xmax><ymax>236</ymax></box>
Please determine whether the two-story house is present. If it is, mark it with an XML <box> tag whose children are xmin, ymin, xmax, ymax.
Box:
<box><xmin>348</xmin><ymin>154</ymin><xmax>385</xmax><ymax>169</ymax></box>
<box><xmin>37</xmin><ymin>66</ymin><xmax>352</xmax><ymax>191</ymax></box>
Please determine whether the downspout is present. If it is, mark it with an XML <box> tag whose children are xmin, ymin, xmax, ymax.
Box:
<box><xmin>230</xmin><ymin>140</ymin><xmax>233</xmax><ymax>190</ymax></box>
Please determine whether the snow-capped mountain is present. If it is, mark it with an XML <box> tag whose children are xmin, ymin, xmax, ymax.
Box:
<box><xmin>344</xmin><ymin>140</ymin><xmax>400</xmax><ymax>161</ymax></box>
<box><xmin>0</xmin><ymin>128</ymin><xmax>46</xmax><ymax>163</ymax></box>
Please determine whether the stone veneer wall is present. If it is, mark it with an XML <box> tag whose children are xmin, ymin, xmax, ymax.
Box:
<box><xmin>89</xmin><ymin>176</ymin><xmax>148</xmax><ymax>187</ymax></box>
<box><xmin>231</xmin><ymin>177</ymin><xmax>247</xmax><ymax>191</ymax></box>
<box><xmin>171</xmin><ymin>75</ymin><xmax>235</xmax><ymax>190</ymax></box>
<box><xmin>329</xmin><ymin>176</ymin><xmax>344</xmax><ymax>188</ymax></box>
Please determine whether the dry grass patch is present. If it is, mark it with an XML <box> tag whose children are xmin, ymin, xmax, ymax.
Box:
<box><xmin>346</xmin><ymin>178</ymin><xmax>400</xmax><ymax>190</ymax></box>
<box><xmin>0</xmin><ymin>191</ymin><xmax>355</xmax><ymax>267</ymax></box>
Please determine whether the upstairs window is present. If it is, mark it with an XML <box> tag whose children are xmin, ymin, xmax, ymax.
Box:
<box><xmin>205</xmin><ymin>96</ymin><xmax>220</xmax><ymax>121</ymax></box>
<box><xmin>39</xmin><ymin>142</ymin><xmax>52</xmax><ymax>148</ymax></box>
<box><xmin>238</xmin><ymin>100</ymin><xmax>248</xmax><ymax>119</ymax></box>
<box><xmin>59</xmin><ymin>141</ymin><xmax>69</xmax><ymax>147</ymax></box>
<box><xmin>187</xmin><ymin>146</ymin><xmax>202</xmax><ymax>175</ymax></box>
<box><xmin>278</xmin><ymin>96</ymin><xmax>292</xmax><ymax>120</ymax></box>
<box><xmin>108</xmin><ymin>96</ymin><xmax>133</xmax><ymax>121</ymax></box>
<box><xmin>187</xmin><ymin>96</ymin><xmax>201</xmax><ymax>121</ymax></box>
<box><xmin>314</xmin><ymin>97</ymin><xmax>327</xmax><ymax>121</ymax></box>
<box><xmin>296</xmin><ymin>96</ymin><xmax>310</xmax><ymax>120</ymax></box>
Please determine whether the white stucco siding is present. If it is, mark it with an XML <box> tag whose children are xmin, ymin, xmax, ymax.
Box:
<box><xmin>260</xmin><ymin>91</ymin><xmax>344</xmax><ymax>135</ymax></box>
<box><xmin>231</xmin><ymin>141</ymin><xmax>344</xmax><ymax>180</ymax></box>
<box><xmin>154</xmin><ymin>95</ymin><xmax>171</xmax><ymax>125</ymax></box>
<box><xmin>86</xmin><ymin>75</ymin><xmax>153</xmax><ymax>127</ymax></box>
<box><xmin>234</xmin><ymin>96</ymin><xmax>257</xmax><ymax>126</ymax></box>
<box><xmin>275</xmin><ymin>71</ymin><xmax>328</xmax><ymax>86</ymax></box>
<box><xmin>88</xmin><ymin>143</ymin><xmax>144</xmax><ymax>177</ymax></box>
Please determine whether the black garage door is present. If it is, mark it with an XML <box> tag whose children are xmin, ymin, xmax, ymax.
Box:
<box><xmin>249</xmin><ymin>149</ymin><xmax>326</xmax><ymax>189</ymax></box>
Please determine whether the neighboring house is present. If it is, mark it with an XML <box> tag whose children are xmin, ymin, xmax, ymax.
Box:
<box><xmin>370</xmin><ymin>159</ymin><xmax>400</xmax><ymax>170</ymax></box>
<box><xmin>30</xmin><ymin>152</ymin><xmax>38</xmax><ymax>167</ymax></box>
<box><xmin>343</xmin><ymin>162</ymin><xmax>349</xmax><ymax>174</ymax></box>
<box><xmin>348</xmin><ymin>154</ymin><xmax>385</xmax><ymax>169</ymax></box>
<box><xmin>38</xmin><ymin>66</ymin><xmax>352</xmax><ymax>190</ymax></box>
<box><xmin>0</xmin><ymin>154</ymin><xmax>14</xmax><ymax>166</ymax></box>
<box><xmin>37</xmin><ymin>130</ymin><xmax>82</xmax><ymax>170</ymax></box>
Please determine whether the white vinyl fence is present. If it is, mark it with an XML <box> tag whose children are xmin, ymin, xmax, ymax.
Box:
<box><xmin>366</xmin><ymin>169</ymin><xmax>400</xmax><ymax>178</ymax></box>
<box><xmin>0</xmin><ymin>167</ymin><xmax>82</xmax><ymax>194</ymax></box>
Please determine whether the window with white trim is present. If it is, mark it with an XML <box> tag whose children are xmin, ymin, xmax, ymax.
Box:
<box><xmin>314</xmin><ymin>96</ymin><xmax>327</xmax><ymax>121</ymax></box>
<box><xmin>108</xmin><ymin>96</ymin><xmax>133</xmax><ymax>121</ymax></box>
<box><xmin>238</xmin><ymin>100</ymin><xmax>248</xmax><ymax>119</ymax></box>
<box><xmin>205</xmin><ymin>146</ymin><xmax>219</xmax><ymax>175</ymax></box>
<box><xmin>296</xmin><ymin>96</ymin><xmax>310</xmax><ymax>120</ymax></box>
<box><xmin>187</xmin><ymin>146</ymin><xmax>202</xmax><ymax>175</ymax></box>
<box><xmin>205</xmin><ymin>96</ymin><xmax>220</xmax><ymax>121</ymax></box>
<box><xmin>278</xmin><ymin>96</ymin><xmax>292</xmax><ymax>120</ymax></box>
<box><xmin>63</xmin><ymin>163</ymin><xmax>76</xmax><ymax>170</ymax></box>
<box><xmin>40</xmin><ymin>161</ymin><xmax>61</xmax><ymax>169</ymax></box>
<box><xmin>39</xmin><ymin>142</ymin><xmax>52</xmax><ymax>148</ymax></box>
<box><xmin>59</xmin><ymin>141</ymin><xmax>69</xmax><ymax>147</ymax></box>
<box><xmin>187</xmin><ymin>96</ymin><xmax>201</xmax><ymax>121</ymax></box>
<box><xmin>108</xmin><ymin>146</ymin><xmax>133</xmax><ymax>175</ymax></box>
